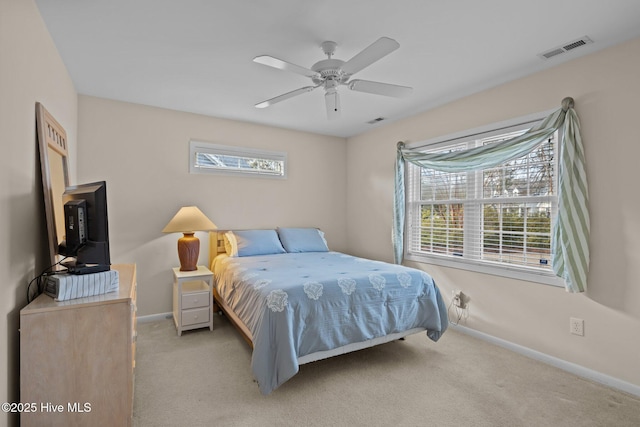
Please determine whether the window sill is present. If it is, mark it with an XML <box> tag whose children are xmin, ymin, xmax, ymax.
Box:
<box><xmin>405</xmin><ymin>252</ymin><xmax>565</xmax><ymax>288</ymax></box>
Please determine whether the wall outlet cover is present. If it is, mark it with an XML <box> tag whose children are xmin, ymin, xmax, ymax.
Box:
<box><xmin>570</xmin><ymin>317</ymin><xmax>584</xmax><ymax>336</ymax></box>
<box><xmin>453</xmin><ymin>291</ymin><xmax>471</xmax><ymax>309</ymax></box>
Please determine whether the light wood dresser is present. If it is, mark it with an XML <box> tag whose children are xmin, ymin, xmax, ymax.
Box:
<box><xmin>20</xmin><ymin>264</ymin><xmax>137</xmax><ymax>427</ymax></box>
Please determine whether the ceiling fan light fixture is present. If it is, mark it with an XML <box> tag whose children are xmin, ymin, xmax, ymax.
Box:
<box><xmin>325</xmin><ymin>89</ymin><xmax>340</xmax><ymax>120</ymax></box>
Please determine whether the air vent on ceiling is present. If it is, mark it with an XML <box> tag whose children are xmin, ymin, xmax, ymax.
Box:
<box><xmin>367</xmin><ymin>117</ymin><xmax>385</xmax><ymax>124</ymax></box>
<box><xmin>538</xmin><ymin>36</ymin><xmax>593</xmax><ymax>60</ymax></box>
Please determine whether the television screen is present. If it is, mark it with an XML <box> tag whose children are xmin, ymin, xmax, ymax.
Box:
<box><xmin>59</xmin><ymin>181</ymin><xmax>110</xmax><ymax>274</ymax></box>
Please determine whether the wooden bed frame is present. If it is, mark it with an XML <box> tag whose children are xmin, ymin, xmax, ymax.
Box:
<box><xmin>207</xmin><ymin>231</ymin><xmax>426</xmax><ymax>365</ymax></box>
<box><xmin>208</xmin><ymin>231</ymin><xmax>254</xmax><ymax>348</ymax></box>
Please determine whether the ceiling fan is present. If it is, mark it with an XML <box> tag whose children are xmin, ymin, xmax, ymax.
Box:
<box><xmin>253</xmin><ymin>37</ymin><xmax>413</xmax><ymax>119</ymax></box>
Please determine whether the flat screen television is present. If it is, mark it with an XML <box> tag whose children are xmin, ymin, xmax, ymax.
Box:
<box><xmin>58</xmin><ymin>181</ymin><xmax>111</xmax><ymax>274</ymax></box>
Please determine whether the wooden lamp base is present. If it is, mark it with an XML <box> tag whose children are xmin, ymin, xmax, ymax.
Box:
<box><xmin>177</xmin><ymin>232</ymin><xmax>199</xmax><ymax>271</ymax></box>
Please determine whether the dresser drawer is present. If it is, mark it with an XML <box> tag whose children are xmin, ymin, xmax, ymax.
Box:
<box><xmin>182</xmin><ymin>307</ymin><xmax>210</xmax><ymax>326</ymax></box>
<box><xmin>182</xmin><ymin>291</ymin><xmax>210</xmax><ymax>310</ymax></box>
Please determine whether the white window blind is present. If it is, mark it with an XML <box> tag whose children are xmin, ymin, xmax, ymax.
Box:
<box><xmin>406</xmin><ymin>123</ymin><xmax>562</xmax><ymax>285</ymax></box>
<box><xmin>189</xmin><ymin>140</ymin><xmax>287</xmax><ymax>178</ymax></box>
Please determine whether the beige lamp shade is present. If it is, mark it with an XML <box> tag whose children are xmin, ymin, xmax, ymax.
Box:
<box><xmin>162</xmin><ymin>206</ymin><xmax>217</xmax><ymax>233</ymax></box>
<box><xmin>162</xmin><ymin>206</ymin><xmax>216</xmax><ymax>271</ymax></box>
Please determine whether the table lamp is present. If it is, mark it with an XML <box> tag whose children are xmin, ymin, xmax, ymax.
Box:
<box><xmin>162</xmin><ymin>206</ymin><xmax>217</xmax><ymax>271</ymax></box>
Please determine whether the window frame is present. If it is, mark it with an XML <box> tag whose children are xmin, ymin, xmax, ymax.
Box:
<box><xmin>189</xmin><ymin>140</ymin><xmax>287</xmax><ymax>179</ymax></box>
<box><xmin>404</xmin><ymin>109</ymin><xmax>565</xmax><ymax>287</ymax></box>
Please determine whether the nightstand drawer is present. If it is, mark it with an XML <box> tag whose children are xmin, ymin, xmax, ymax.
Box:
<box><xmin>182</xmin><ymin>307</ymin><xmax>210</xmax><ymax>326</ymax></box>
<box><xmin>182</xmin><ymin>291</ymin><xmax>210</xmax><ymax>310</ymax></box>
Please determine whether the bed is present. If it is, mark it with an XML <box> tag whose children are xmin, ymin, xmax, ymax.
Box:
<box><xmin>208</xmin><ymin>228</ymin><xmax>448</xmax><ymax>394</ymax></box>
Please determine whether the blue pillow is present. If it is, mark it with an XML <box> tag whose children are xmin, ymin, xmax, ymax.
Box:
<box><xmin>277</xmin><ymin>227</ymin><xmax>329</xmax><ymax>253</ymax></box>
<box><xmin>225</xmin><ymin>230</ymin><xmax>286</xmax><ymax>257</ymax></box>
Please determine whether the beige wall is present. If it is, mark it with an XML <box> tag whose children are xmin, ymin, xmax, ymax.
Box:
<box><xmin>0</xmin><ymin>0</ymin><xmax>78</xmax><ymax>425</ymax></box>
<box><xmin>346</xmin><ymin>37</ymin><xmax>640</xmax><ymax>388</ymax></box>
<box><xmin>6</xmin><ymin>3</ymin><xmax>640</xmax><ymax>419</ymax></box>
<box><xmin>77</xmin><ymin>96</ymin><xmax>347</xmax><ymax>316</ymax></box>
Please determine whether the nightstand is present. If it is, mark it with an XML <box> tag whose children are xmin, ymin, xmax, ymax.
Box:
<box><xmin>172</xmin><ymin>266</ymin><xmax>213</xmax><ymax>336</ymax></box>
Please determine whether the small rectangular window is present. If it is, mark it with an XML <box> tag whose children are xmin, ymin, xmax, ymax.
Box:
<box><xmin>189</xmin><ymin>140</ymin><xmax>287</xmax><ymax>178</ymax></box>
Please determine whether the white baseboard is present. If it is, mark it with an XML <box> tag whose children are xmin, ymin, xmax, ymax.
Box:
<box><xmin>138</xmin><ymin>312</ymin><xmax>172</xmax><ymax>324</ymax></box>
<box><xmin>450</xmin><ymin>323</ymin><xmax>640</xmax><ymax>398</ymax></box>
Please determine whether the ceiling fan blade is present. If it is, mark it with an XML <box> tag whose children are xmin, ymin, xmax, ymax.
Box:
<box><xmin>325</xmin><ymin>90</ymin><xmax>341</xmax><ymax>120</ymax></box>
<box><xmin>348</xmin><ymin>79</ymin><xmax>413</xmax><ymax>98</ymax></box>
<box><xmin>255</xmin><ymin>86</ymin><xmax>317</xmax><ymax>108</ymax></box>
<box><xmin>253</xmin><ymin>55</ymin><xmax>319</xmax><ymax>79</ymax></box>
<box><xmin>341</xmin><ymin>37</ymin><xmax>400</xmax><ymax>76</ymax></box>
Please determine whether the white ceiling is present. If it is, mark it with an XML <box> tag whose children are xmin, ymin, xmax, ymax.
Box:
<box><xmin>35</xmin><ymin>0</ymin><xmax>640</xmax><ymax>138</ymax></box>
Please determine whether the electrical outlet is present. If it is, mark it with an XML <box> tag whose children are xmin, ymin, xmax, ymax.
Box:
<box><xmin>452</xmin><ymin>290</ymin><xmax>461</xmax><ymax>307</ymax></box>
<box><xmin>570</xmin><ymin>317</ymin><xmax>584</xmax><ymax>336</ymax></box>
<box><xmin>452</xmin><ymin>291</ymin><xmax>470</xmax><ymax>309</ymax></box>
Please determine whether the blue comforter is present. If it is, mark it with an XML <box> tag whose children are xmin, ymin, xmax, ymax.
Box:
<box><xmin>212</xmin><ymin>251</ymin><xmax>448</xmax><ymax>394</ymax></box>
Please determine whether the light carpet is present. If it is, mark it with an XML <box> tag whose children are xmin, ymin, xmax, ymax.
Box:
<box><xmin>133</xmin><ymin>316</ymin><xmax>640</xmax><ymax>427</ymax></box>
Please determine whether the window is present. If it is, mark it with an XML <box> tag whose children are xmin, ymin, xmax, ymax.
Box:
<box><xmin>189</xmin><ymin>140</ymin><xmax>287</xmax><ymax>178</ymax></box>
<box><xmin>406</xmin><ymin>120</ymin><xmax>563</xmax><ymax>286</ymax></box>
